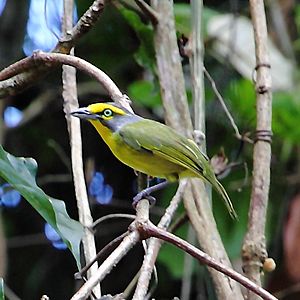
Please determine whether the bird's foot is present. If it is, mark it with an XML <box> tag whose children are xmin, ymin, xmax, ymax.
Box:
<box><xmin>132</xmin><ymin>192</ymin><xmax>156</xmax><ymax>208</ymax></box>
<box><xmin>132</xmin><ymin>180</ymin><xmax>169</xmax><ymax>209</ymax></box>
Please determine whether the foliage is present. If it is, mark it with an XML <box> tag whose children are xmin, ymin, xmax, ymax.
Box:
<box><xmin>1</xmin><ymin>0</ymin><xmax>300</xmax><ymax>298</ymax></box>
<box><xmin>0</xmin><ymin>146</ymin><xmax>83</xmax><ymax>268</ymax></box>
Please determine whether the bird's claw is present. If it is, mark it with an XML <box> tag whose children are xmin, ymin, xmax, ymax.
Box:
<box><xmin>132</xmin><ymin>192</ymin><xmax>156</xmax><ymax>209</ymax></box>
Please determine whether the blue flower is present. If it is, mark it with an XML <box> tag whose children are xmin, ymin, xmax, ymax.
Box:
<box><xmin>0</xmin><ymin>183</ymin><xmax>22</xmax><ymax>208</ymax></box>
<box><xmin>23</xmin><ymin>0</ymin><xmax>78</xmax><ymax>56</ymax></box>
<box><xmin>0</xmin><ymin>0</ymin><xmax>6</xmax><ymax>16</ymax></box>
<box><xmin>44</xmin><ymin>223</ymin><xmax>67</xmax><ymax>250</ymax></box>
<box><xmin>4</xmin><ymin>106</ymin><xmax>23</xmax><ymax>128</ymax></box>
<box><xmin>89</xmin><ymin>172</ymin><xmax>113</xmax><ymax>205</ymax></box>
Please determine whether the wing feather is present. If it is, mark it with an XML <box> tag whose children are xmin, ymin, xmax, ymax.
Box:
<box><xmin>119</xmin><ymin>119</ymin><xmax>208</xmax><ymax>177</ymax></box>
<box><xmin>119</xmin><ymin>119</ymin><xmax>237</xmax><ymax>219</ymax></box>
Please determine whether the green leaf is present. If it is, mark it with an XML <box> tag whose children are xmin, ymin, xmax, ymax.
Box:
<box><xmin>174</xmin><ymin>4</ymin><xmax>220</xmax><ymax>36</ymax></box>
<box><xmin>0</xmin><ymin>278</ymin><xmax>3</xmax><ymax>300</ymax></box>
<box><xmin>119</xmin><ymin>7</ymin><xmax>155</xmax><ymax>72</ymax></box>
<box><xmin>273</xmin><ymin>92</ymin><xmax>300</xmax><ymax>144</ymax></box>
<box><xmin>128</xmin><ymin>80</ymin><xmax>161</xmax><ymax>108</ymax></box>
<box><xmin>0</xmin><ymin>146</ymin><xmax>83</xmax><ymax>269</ymax></box>
<box><xmin>224</xmin><ymin>79</ymin><xmax>256</xmax><ymax>127</ymax></box>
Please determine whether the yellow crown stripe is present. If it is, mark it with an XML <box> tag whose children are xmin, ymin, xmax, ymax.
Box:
<box><xmin>87</xmin><ymin>103</ymin><xmax>126</xmax><ymax>115</ymax></box>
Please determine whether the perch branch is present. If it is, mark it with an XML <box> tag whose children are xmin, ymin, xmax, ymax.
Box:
<box><xmin>71</xmin><ymin>197</ymin><xmax>277</xmax><ymax>300</ymax></box>
<box><xmin>132</xmin><ymin>180</ymin><xmax>187</xmax><ymax>299</ymax></box>
<box><xmin>242</xmin><ymin>1</ymin><xmax>273</xmax><ymax>299</ymax></box>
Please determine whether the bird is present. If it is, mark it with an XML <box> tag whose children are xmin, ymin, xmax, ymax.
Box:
<box><xmin>71</xmin><ymin>102</ymin><xmax>237</xmax><ymax>218</ymax></box>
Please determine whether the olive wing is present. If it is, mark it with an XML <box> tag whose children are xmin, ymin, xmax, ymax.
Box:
<box><xmin>119</xmin><ymin>119</ymin><xmax>237</xmax><ymax>218</ymax></box>
<box><xmin>118</xmin><ymin>119</ymin><xmax>211</xmax><ymax>178</ymax></box>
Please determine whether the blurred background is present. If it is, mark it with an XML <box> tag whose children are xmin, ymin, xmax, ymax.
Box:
<box><xmin>0</xmin><ymin>0</ymin><xmax>299</xmax><ymax>299</ymax></box>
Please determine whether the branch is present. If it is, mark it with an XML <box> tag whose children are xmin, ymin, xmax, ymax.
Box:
<box><xmin>57</xmin><ymin>0</ymin><xmax>105</xmax><ymax>52</ymax></box>
<box><xmin>134</xmin><ymin>0</ymin><xmax>159</xmax><ymax>25</ymax></box>
<box><xmin>139</xmin><ymin>222</ymin><xmax>277</xmax><ymax>300</ymax></box>
<box><xmin>71</xmin><ymin>231</ymin><xmax>140</xmax><ymax>300</ymax></box>
<box><xmin>71</xmin><ymin>195</ymin><xmax>277</xmax><ymax>300</ymax></box>
<box><xmin>190</xmin><ymin>0</ymin><xmax>205</xmax><ymax>141</ymax></box>
<box><xmin>186</xmin><ymin>4</ymin><xmax>205</xmax><ymax>298</ymax></box>
<box><xmin>242</xmin><ymin>1</ymin><xmax>273</xmax><ymax>299</ymax></box>
<box><xmin>70</xmin><ymin>200</ymin><xmax>150</xmax><ymax>300</ymax></box>
<box><xmin>62</xmin><ymin>0</ymin><xmax>100</xmax><ymax>298</ymax></box>
<box><xmin>132</xmin><ymin>180</ymin><xmax>187</xmax><ymax>299</ymax></box>
<box><xmin>0</xmin><ymin>0</ymin><xmax>105</xmax><ymax>98</ymax></box>
<box><xmin>0</xmin><ymin>51</ymin><xmax>133</xmax><ymax>112</ymax></box>
<box><xmin>150</xmin><ymin>1</ymin><xmax>243</xmax><ymax>298</ymax></box>
<box><xmin>150</xmin><ymin>0</ymin><xmax>193</xmax><ymax>137</ymax></box>
<box><xmin>203</xmin><ymin>66</ymin><xmax>244</xmax><ymax>141</ymax></box>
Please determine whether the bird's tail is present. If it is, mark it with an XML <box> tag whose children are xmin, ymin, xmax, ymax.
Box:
<box><xmin>213</xmin><ymin>179</ymin><xmax>238</xmax><ymax>219</ymax></box>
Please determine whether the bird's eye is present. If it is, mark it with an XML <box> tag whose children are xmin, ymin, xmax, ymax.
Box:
<box><xmin>103</xmin><ymin>109</ymin><xmax>113</xmax><ymax>117</ymax></box>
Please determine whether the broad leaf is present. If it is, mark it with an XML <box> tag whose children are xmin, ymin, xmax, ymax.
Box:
<box><xmin>128</xmin><ymin>80</ymin><xmax>161</xmax><ymax>108</ymax></box>
<box><xmin>0</xmin><ymin>146</ymin><xmax>83</xmax><ymax>268</ymax></box>
<box><xmin>119</xmin><ymin>7</ymin><xmax>155</xmax><ymax>73</ymax></box>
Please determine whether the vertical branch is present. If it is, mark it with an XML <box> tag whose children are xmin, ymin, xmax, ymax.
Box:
<box><xmin>150</xmin><ymin>1</ymin><xmax>243</xmax><ymax>298</ymax></box>
<box><xmin>242</xmin><ymin>0</ymin><xmax>272</xmax><ymax>299</ymax></box>
<box><xmin>132</xmin><ymin>180</ymin><xmax>187</xmax><ymax>299</ymax></box>
<box><xmin>150</xmin><ymin>0</ymin><xmax>193</xmax><ymax>137</ymax></box>
<box><xmin>190</xmin><ymin>0</ymin><xmax>206</xmax><ymax>144</ymax></box>
<box><xmin>61</xmin><ymin>0</ymin><xmax>100</xmax><ymax>297</ymax></box>
<box><xmin>180</xmin><ymin>1</ymin><xmax>205</xmax><ymax>298</ymax></box>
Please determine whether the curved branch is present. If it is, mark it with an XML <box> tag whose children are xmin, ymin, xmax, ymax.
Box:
<box><xmin>0</xmin><ymin>51</ymin><xmax>133</xmax><ymax>112</ymax></box>
<box><xmin>0</xmin><ymin>0</ymin><xmax>105</xmax><ymax>98</ymax></box>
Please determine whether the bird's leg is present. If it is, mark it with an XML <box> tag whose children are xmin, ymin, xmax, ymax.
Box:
<box><xmin>132</xmin><ymin>180</ymin><xmax>169</xmax><ymax>208</ymax></box>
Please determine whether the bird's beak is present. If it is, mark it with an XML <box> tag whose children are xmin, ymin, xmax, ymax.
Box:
<box><xmin>70</xmin><ymin>107</ymin><xmax>99</xmax><ymax>120</ymax></box>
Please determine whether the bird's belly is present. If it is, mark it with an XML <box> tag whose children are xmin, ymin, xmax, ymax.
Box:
<box><xmin>110</xmin><ymin>140</ymin><xmax>183</xmax><ymax>180</ymax></box>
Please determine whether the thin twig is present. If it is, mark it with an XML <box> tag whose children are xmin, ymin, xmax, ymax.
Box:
<box><xmin>70</xmin><ymin>199</ymin><xmax>150</xmax><ymax>300</ymax></box>
<box><xmin>75</xmin><ymin>231</ymin><xmax>129</xmax><ymax>279</ymax></box>
<box><xmin>203</xmin><ymin>66</ymin><xmax>242</xmax><ymax>140</ymax></box>
<box><xmin>190</xmin><ymin>0</ymin><xmax>206</xmax><ymax>146</ymax></box>
<box><xmin>242</xmin><ymin>1</ymin><xmax>273</xmax><ymax>299</ymax></box>
<box><xmin>71</xmin><ymin>230</ymin><xmax>140</xmax><ymax>300</ymax></box>
<box><xmin>134</xmin><ymin>0</ymin><xmax>159</xmax><ymax>25</ymax></box>
<box><xmin>186</xmin><ymin>3</ymin><xmax>205</xmax><ymax>298</ymax></box>
<box><xmin>57</xmin><ymin>0</ymin><xmax>105</xmax><ymax>52</ymax></box>
<box><xmin>93</xmin><ymin>213</ymin><xmax>136</xmax><ymax>228</ymax></box>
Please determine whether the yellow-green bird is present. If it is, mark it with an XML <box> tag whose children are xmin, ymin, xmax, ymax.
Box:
<box><xmin>71</xmin><ymin>102</ymin><xmax>237</xmax><ymax>218</ymax></box>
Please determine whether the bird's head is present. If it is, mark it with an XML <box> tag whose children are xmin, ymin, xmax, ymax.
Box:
<box><xmin>70</xmin><ymin>102</ymin><xmax>130</xmax><ymax>122</ymax></box>
<box><xmin>71</xmin><ymin>102</ymin><xmax>140</xmax><ymax>134</ymax></box>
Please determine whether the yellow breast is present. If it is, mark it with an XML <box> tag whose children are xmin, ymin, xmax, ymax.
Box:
<box><xmin>89</xmin><ymin>120</ymin><xmax>184</xmax><ymax>180</ymax></box>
